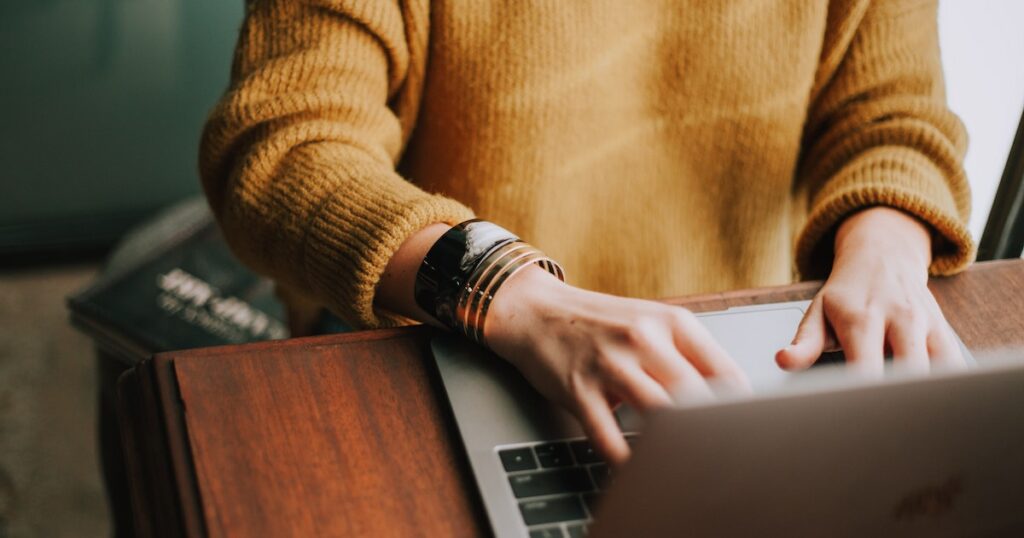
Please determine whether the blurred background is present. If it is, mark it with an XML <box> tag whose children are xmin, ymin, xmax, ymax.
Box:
<box><xmin>0</xmin><ymin>1</ymin><xmax>1021</xmax><ymax>536</ymax></box>
<box><xmin>0</xmin><ymin>1</ymin><xmax>243</xmax><ymax>536</ymax></box>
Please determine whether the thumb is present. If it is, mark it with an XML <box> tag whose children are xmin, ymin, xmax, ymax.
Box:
<box><xmin>776</xmin><ymin>297</ymin><xmax>826</xmax><ymax>370</ymax></box>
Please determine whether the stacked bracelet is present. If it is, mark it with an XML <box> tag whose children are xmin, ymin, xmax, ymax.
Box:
<box><xmin>414</xmin><ymin>219</ymin><xmax>564</xmax><ymax>345</ymax></box>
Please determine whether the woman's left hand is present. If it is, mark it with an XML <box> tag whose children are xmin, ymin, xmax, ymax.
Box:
<box><xmin>776</xmin><ymin>206</ymin><xmax>965</xmax><ymax>374</ymax></box>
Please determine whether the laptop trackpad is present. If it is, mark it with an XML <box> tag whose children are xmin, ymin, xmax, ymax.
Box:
<box><xmin>697</xmin><ymin>305</ymin><xmax>807</xmax><ymax>392</ymax></box>
<box><xmin>615</xmin><ymin>304</ymin><xmax>808</xmax><ymax>431</ymax></box>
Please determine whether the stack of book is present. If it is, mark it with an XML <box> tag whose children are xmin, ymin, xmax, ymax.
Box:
<box><xmin>67</xmin><ymin>198</ymin><xmax>289</xmax><ymax>364</ymax></box>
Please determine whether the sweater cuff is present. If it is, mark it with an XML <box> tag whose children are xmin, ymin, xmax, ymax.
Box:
<box><xmin>796</xmin><ymin>147</ymin><xmax>975</xmax><ymax>279</ymax></box>
<box><xmin>302</xmin><ymin>170</ymin><xmax>475</xmax><ymax>329</ymax></box>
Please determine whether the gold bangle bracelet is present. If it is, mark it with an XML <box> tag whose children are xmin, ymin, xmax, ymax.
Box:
<box><xmin>456</xmin><ymin>242</ymin><xmax>535</xmax><ymax>339</ymax></box>
<box><xmin>467</xmin><ymin>248</ymin><xmax>546</xmax><ymax>343</ymax></box>
<box><xmin>462</xmin><ymin>244</ymin><xmax>536</xmax><ymax>337</ymax></box>
<box><xmin>452</xmin><ymin>241</ymin><xmax>563</xmax><ymax>344</ymax></box>
<box><xmin>473</xmin><ymin>252</ymin><xmax>552</xmax><ymax>344</ymax></box>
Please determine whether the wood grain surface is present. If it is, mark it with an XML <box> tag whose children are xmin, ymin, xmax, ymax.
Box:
<box><xmin>120</xmin><ymin>259</ymin><xmax>1024</xmax><ymax>537</ymax></box>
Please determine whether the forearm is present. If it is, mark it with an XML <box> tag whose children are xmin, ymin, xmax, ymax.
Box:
<box><xmin>200</xmin><ymin>1</ymin><xmax>474</xmax><ymax>329</ymax></box>
<box><xmin>374</xmin><ymin>223</ymin><xmax>452</xmax><ymax>326</ymax></box>
<box><xmin>374</xmin><ymin>223</ymin><xmax>557</xmax><ymax>331</ymax></box>
<box><xmin>793</xmin><ymin>0</ymin><xmax>972</xmax><ymax>279</ymax></box>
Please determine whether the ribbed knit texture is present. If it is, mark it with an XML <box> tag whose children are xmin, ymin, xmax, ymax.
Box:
<box><xmin>199</xmin><ymin>0</ymin><xmax>974</xmax><ymax>329</ymax></box>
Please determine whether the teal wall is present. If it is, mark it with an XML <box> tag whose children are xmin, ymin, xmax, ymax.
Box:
<box><xmin>0</xmin><ymin>0</ymin><xmax>243</xmax><ymax>254</ymax></box>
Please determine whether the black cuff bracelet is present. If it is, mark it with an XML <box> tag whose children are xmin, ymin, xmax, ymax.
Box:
<box><xmin>414</xmin><ymin>219</ymin><xmax>564</xmax><ymax>341</ymax></box>
<box><xmin>414</xmin><ymin>220</ymin><xmax>518</xmax><ymax>329</ymax></box>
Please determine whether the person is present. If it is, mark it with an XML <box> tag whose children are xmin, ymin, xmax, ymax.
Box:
<box><xmin>199</xmin><ymin>0</ymin><xmax>974</xmax><ymax>465</ymax></box>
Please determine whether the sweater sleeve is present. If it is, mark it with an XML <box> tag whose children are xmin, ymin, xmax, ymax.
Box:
<box><xmin>794</xmin><ymin>0</ymin><xmax>975</xmax><ymax>279</ymax></box>
<box><xmin>199</xmin><ymin>0</ymin><xmax>474</xmax><ymax>328</ymax></box>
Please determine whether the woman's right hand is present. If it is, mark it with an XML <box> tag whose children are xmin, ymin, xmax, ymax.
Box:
<box><xmin>373</xmin><ymin>223</ymin><xmax>748</xmax><ymax>465</ymax></box>
<box><xmin>483</xmin><ymin>265</ymin><xmax>750</xmax><ymax>465</ymax></box>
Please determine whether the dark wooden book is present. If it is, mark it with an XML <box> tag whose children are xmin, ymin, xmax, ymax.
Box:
<box><xmin>67</xmin><ymin>198</ymin><xmax>288</xmax><ymax>364</ymax></box>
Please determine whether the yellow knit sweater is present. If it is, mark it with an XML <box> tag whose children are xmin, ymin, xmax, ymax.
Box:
<box><xmin>200</xmin><ymin>0</ymin><xmax>974</xmax><ymax>329</ymax></box>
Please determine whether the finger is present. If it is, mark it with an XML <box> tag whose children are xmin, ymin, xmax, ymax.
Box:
<box><xmin>927</xmin><ymin>320</ymin><xmax>967</xmax><ymax>370</ymax></box>
<box><xmin>670</xmin><ymin>311</ymin><xmax>751</xmax><ymax>391</ymax></box>
<box><xmin>833</xmin><ymin>310</ymin><xmax>886</xmax><ymax>376</ymax></box>
<box><xmin>822</xmin><ymin>324</ymin><xmax>841</xmax><ymax>353</ymax></box>
<box><xmin>777</xmin><ymin>296</ymin><xmax>827</xmax><ymax>371</ymax></box>
<box><xmin>886</xmin><ymin>317</ymin><xmax>929</xmax><ymax>373</ymax></box>
<box><xmin>604</xmin><ymin>360</ymin><xmax>674</xmax><ymax>412</ymax></box>
<box><xmin>917</xmin><ymin>291</ymin><xmax>967</xmax><ymax>369</ymax></box>
<box><xmin>573</xmin><ymin>389</ymin><xmax>630</xmax><ymax>466</ymax></box>
<box><xmin>637</xmin><ymin>336</ymin><xmax>719</xmax><ymax>399</ymax></box>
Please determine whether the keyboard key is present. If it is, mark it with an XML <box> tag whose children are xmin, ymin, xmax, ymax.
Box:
<box><xmin>582</xmin><ymin>493</ymin><xmax>600</xmax><ymax>516</ymax></box>
<box><xmin>509</xmin><ymin>468</ymin><xmax>594</xmax><ymax>498</ymax></box>
<box><xmin>566</xmin><ymin>523</ymin><xmax>589</xmax><ymax>537</ymax></box>
<box><xmin>534</xmin><ymin>442</ymin><xmax>573</xmax><ymax>467</ymax></box>
<box><xmin>499</xmin><ymin>447</ymin><xmax>538</xmax><ymax>472</ymax></box>
<box><xmin>623</xmin><ymin>433</ymin><xmax>639</xmax><ymax>445</ymax></box>
<box><xmin>569</xmin><ymin>440</ymin><xmax>602</xmax><ymax>464</ymax></box>
<box><xmin>529</xmin><ymin>527</ymin><xmax>565</xmax><ymax>538</ymax></box>
<box><xmin>589</xmin><ymin>464</ymin><xmax>612</xmax><ymax>490</ymax></box>
<box><xmin>815</xmin><ymin>350</ymin><xmax>845</xmax><ymax>365</ymax></box>
<box><xmin>520</xmin><ymin>497</ymin><xmax>587</xmax><ymax>526</ymax></box>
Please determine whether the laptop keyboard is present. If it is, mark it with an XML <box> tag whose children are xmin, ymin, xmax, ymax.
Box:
<box><xmin>497</xmin><ymin>434</ymin><xmax>637</xmax><ymax>537</ymax></box>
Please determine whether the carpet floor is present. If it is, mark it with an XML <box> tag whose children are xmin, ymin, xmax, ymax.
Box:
<box><xmin>0</xmin><ymin>263</ymin><xmax>109</xmax><ymax>537</ymax></box>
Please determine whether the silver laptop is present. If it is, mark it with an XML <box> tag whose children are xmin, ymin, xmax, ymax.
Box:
<box><xmin>431</xmin><ymin>301</ymin><xmax>1022</xmax><ymax>537</ymax></box>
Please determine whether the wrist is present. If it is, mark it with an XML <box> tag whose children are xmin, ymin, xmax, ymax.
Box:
<box><xmin>834</xmin><ymin>207</ymin><xmax>932</xmax><ymax>271</ymax></box>
<box><xmin>409</xmin><ymin>218</ymin><xmax>566</xmax><ymax>343</ymax></box>
<box><xmin>483</xmin><ymin>264</ymin><xmax>569</xmax><ymax>352</ymax></box>
<box><xmin>376</xmin><ymin>223</ymin><xmax>452</xmax><ymax>324</ymax></box>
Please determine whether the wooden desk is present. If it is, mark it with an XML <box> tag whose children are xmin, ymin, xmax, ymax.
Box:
<box><xmin>118</xmin><ymin>259</ymin><xmax>1024</xmax><ymax>537</ymax></box>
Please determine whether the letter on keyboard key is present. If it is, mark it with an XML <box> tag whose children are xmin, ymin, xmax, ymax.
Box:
<box><xmin>569</xmin><ymin>440</ymin><xmax>602</xmax><ymax>464</ymax></box>
<box><xmin>519</xmin><ymin>497</ymin><xmax>587</xmax><ymax>526</ymax></box>
<box><xmin>509</xmin><ymin>468</ymin><xmax>594</xmax><ymax>498</ymax></box>
<box><xmin>534</xmin><ymin>442</ymin><xmax>573</xmax><ymax>467</ymax></box>
<box><xmin>566</xmin><ymin>523</ymin><xmax>589</xmax><ymax>537</ymax></box>
<box><xmin>499</xmin><ymin>447</ymin><xmax>538</xmax><ymax>472</ymax></box>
